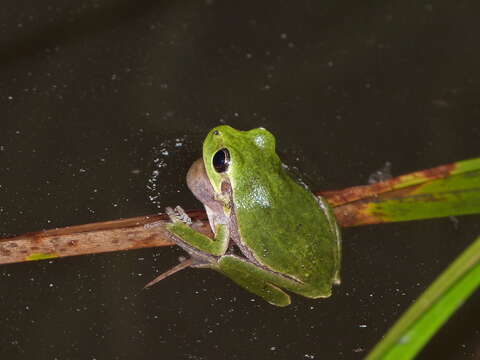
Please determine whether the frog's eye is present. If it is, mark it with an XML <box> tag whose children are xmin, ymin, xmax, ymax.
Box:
<box><xmin>212</xmin><ymin>148</ymin><xmax>230</xmax><ymax>173</ymax></box>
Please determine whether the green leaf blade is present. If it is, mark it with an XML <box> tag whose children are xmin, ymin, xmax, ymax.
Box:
<box><xmin>367</xmin><ymin>175</ymin><xmax>480</xmax><ymax>223</ymax></box>
<box><xmin>328</xmin><ymin>157</ymin><xmax>480</xmax><ymax>226</ymax></box>
<box><xmin>366</xmin><ymin>236</ymin><xmax>480</xmax><ymax>360</ymax></box>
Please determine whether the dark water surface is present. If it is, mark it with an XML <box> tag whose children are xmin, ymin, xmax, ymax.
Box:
<box><xmin>0</xmin><ymin>1</ymin><xmax>479</xmax><ymax>359</ymax></box>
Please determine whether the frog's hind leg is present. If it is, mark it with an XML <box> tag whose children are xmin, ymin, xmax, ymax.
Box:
<box><xmin>217</xmin><ymin>255</ymin><xmax>291</xmax><ymax>307</ymax></box>
<box><xmin>218</xmin><ymin>255</ymin><xmax>332</xmax><ymax>306</ymax></box>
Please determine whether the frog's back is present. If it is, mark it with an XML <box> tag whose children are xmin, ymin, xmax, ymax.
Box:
<box><xmin>232</xmin><ymin>169</ymin><xmax>339</xmax><ymax>287</ymax></box>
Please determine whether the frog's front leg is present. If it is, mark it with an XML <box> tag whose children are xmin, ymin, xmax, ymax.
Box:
<box><xmin>216</xmin><ymin>255</ymin><xmax>332</xmax><ymax>307</ymax></box>
<box><xmin>144</xmin><ymin>207</ymin><xmax>230</xmax><ymax>289</ymax></box>
<box><xmin>166</xmin><ymin>206</ymin><xmax>230</xmax><ymax>257</ymax></box>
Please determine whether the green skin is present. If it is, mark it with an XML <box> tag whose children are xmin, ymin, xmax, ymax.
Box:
<box><xmin>166</xmin><ymin>125</ymin><xmax>341</xmax><ymax>306</ymax></box>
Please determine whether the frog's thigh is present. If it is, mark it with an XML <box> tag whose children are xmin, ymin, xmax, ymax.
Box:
<box><xmin>217</xmin><ymin>255</ymin><xmax>291</xmax><ymax>307</ymax></box>
<box><xmin>218</xmin><ymin>255</ymin><xmax>332</xmax><ymax>302</ymax></box>
<box><xmin>167</xmin><ymin>222</ymin><xmax>229</xmax><ymax>256</ymax></box>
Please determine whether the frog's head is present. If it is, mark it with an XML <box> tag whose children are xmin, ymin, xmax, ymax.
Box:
<box><xmin>203</xmin><ymin>125</ymin><xmax>279</xmax><ymax>194</ymax></box>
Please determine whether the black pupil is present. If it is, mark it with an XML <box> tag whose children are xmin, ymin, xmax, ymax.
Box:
<box><xmin>213</xmin><ymin>148</ymin><xmax>230</xmax><ymax>173</ymax></box>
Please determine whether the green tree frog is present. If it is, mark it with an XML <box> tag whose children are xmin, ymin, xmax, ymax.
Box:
<box><xmin>147</xmin><ymin>125</ymin><xmax>341</xmax><ymax>306</ymax></box>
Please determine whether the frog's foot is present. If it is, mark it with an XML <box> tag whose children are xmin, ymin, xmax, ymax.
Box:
<box><xmin>165</xmin><ymin>206</ymin><xmax>192</xmax><ymax>225</ymax></box>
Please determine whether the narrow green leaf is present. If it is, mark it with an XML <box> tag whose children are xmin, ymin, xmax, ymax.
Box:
<box><xmin>366</xmin><ymin>169</ymin><xmax>480</xmax><ymax>223</ymax></box>
<box><xmin>389</xmin><ymin>157</ymin><xmax>480</xmax><ymax>191</ymax></box>
<box><xmin>327</xmin><ymin>157</ymin><xmax>480</xmax><ymax>226</ymax></box>
<box><xmin>366</xmin><ymin>236</ymin><xmax>480</xmax><ymax>360</ymax></box>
